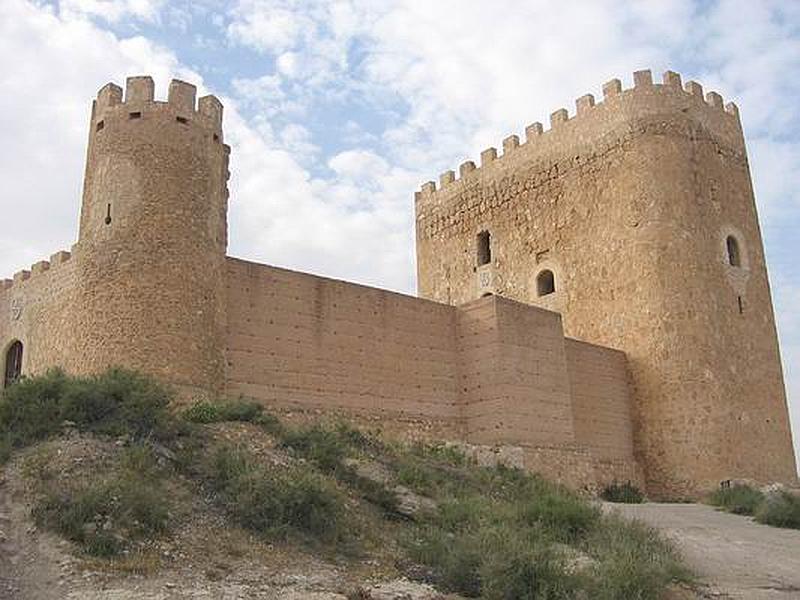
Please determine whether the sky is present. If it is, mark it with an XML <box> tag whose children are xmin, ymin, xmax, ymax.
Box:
<box><xmin>0</xmin><ymin>0</ymin><xmax>799</xmax><ymax>467</ymax></box>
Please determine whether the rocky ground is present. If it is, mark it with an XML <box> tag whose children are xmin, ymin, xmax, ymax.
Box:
<box><xmin>0</xmin><ymin>429</ymin><xmax>461</xmax><ymax>600</ymax></box>
<box><xmin>1</xmin><ymin>403</ymin><xmax>764</xmax><ymax>600</ymax></box>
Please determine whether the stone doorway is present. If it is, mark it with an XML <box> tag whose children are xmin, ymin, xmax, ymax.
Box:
<box><xmin>4</xmin><ymin>341</ymin><xmax>23</xmax><ymax>388</ymax></box>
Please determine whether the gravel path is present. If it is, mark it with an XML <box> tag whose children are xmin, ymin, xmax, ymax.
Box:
<box><xmin>607</xmin><ymin>502</ymin><xmax>800</xmax><ymax>599</ymax></box>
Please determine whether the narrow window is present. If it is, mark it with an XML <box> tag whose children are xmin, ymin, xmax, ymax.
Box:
<box><xmin>726</xmin><ymin>235</ymin><xmax>741</xmax><ymax>267</ymax></box>
<box><xmin>176</xmin><ymin>116</ymin><xmax>188</xmax><ymax>124</ymax></box>
<box><xmin>129</xmin><ymin>111</ymin><xmax>142</xmax><ymax>119</ymax></box>
<box><xmin>105</xmin><ymin>203</ymin><xmax>112</xmax><ymax>225</ymax></box>
<box><xmin>537</xmin><ymin>270</ymin><xmax>556</xmax><ymax>296</ymax></box>
<box><xmin>4</xmin><ymin>341</ymin><xmax>23</xmax><ymax>388</ymax></box>
<box><xmin>96</xmin><ymin>120</ymin><xmax>105</xmax><ymax>132</ymax></box>
<box><xmin>477</xmin><ymin>231</ymin><xmax>491</xmax><ymax>266</ymax></box>
<box><xmin>738</xmin><ymin>295</ymin><xmax>744</xmax><ymax>315</ymax></box>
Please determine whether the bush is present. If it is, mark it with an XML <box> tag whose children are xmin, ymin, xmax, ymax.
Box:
<box><xmin>480</xmin><ymin>529</ymin><xmax>579</xmax><ymax>600</ymax></box>
<box><xmin>404</xmin><ymin>461</ymin><xmax>685</xmax><ymax>599</ymax></box>
<box><xmin>279</xmin><ymin>423</ymin><xmax>357</xmax><ymax>473</ymax></box>
<box><xmin>707</xmin><ymin>483</ymin><xmax>764</xmax><ymax>515</ymax></box>
<box><xmin>206</xmin><ymin>445</ymin><xmax>348</xmax><ymax>543</ymax></box>
<box><xmin>514</xmin><ymin>485</ymin><xmax>601</xmax><ymax>543</ymax></box>
<box><xmin>407</xmin><ymin>525</ymin><xmax>485</xmax><ymax>596</ymax></box>
<box><xmin>338</xmin><ymin>466</ymin><xmax>400</xmax><ymax>515</ymax></box>
<box><xmin>182</xmin><ymin>401</ymin><xmax>221</xmax><ymax>424</ymax></box>
<box><xmin>31</xmin><ymin>445</ymin><xmax>171</xmax><ymax>557</ymax></box>
<box><xmin>408</xmin><ymin>513</ymin><xmax>580</xmax><ymax>598</ymax></box>
<box><xmin>601</xmin><ymin>481</ymin><xmax>645</xmax><ymax>504</ymax></box>
<box><xmin>0</xmin><ymin>368</ymin><xmax>176</xmax><ymax>457</ymax></box>
<box><xmin>584</xmin><ymin>515</ymin><xmax>691</xmax><ymax>600</ymax></box>
<box><xmin>183</xmin><ymin>399</ymin><xmax>283</xmax><ymax>435</ymax></box>
<box><xmin>755</xmin><ymin>491</ymin><xmax>800</xmax><ymax>529</ymax></box>
<box><xmin>0</xmin><ymin>433</ymin><xmax>11</xmax><ymax>464</ymax></box>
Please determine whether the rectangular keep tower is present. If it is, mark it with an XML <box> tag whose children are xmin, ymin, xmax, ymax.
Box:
<box><xmin>415</xmin><ymin>69</ymin><xmax>798</xmax><ymax>497</ymax></box>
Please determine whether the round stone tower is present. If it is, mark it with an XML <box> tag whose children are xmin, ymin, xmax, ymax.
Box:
<box><xmin>74</xmin><ymin>76</ymin><xmax>230</xmax><ymax>396</ymax></box>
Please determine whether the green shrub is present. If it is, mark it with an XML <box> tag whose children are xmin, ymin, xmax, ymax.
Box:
<box><xmin>0</xmin><ymin>369</ymin><xmax>72</xmax><ymax>448</ymax></box>
<box><xmin>31</xmin><ymin>445</ymin><xmax>171</xmax><ymax>557</ymax></box>
<box><xmin>601</xmin><ymin>481</ymin><xmax>645</xmax><ymax>504</ymax></box>
<box><xmin>584</xmin><ymin>515</ymin><xmax>691</xmax><ymax>600</ymax></box>
<box><xmin>707</xmin><ymin>484</ymin><xmax>764</xmax><ymax>515</ymax></box>
<box><xmin>182</xmin><ymin>401</ymin><xmax>222</xmax><ymax>424</ymax></box>
<box><xmin>408</xmin><ymin>516</ymin><xmax>579</xmax><ymax>598</ymax></box>
<box><xmin>404</xmin><ymin>460</ymin><xmax>685</xmax><ymax>599</ymax></box>
<box><xmin>479</xmin><ymin>529</ymin><xmax>579</xmax><ymax>600</ymax></box>
<box><xmin>207</xmin><ymin>445</ymin><xmax>348</xmax><ymax>543</ymax></box>
<box><xmin>279</xmin><ymin>423</ymin><xmax>355</xmax><ymax>472</ymax></box>
<box><xmin>183</xmin><ymin>399</ymin><xmax>278</xmax><ymax>427</ymax></box>
<box><xmin>755</xmin><ymin>491</ymin><xmax>800</xmax><ymax>529</ymax></box>
<box><xmin>0</xmin><ymin>433</ymin><xmax>11</xmax><ymax>464</ymax></box>
<box><xmin>337</xmin><ymin>466</ymin><xmax>400</xmax><ymax>515</ymax></box>
<box><xmin>0</xmin><ymin>368</ymin><xmax>176</xmax><ymax>456</ymax></box>
<box><xmin>515</xmin><ymin>486</ymin><xmax>600</xmax><ymax>543</ymax></box>
<box><xmin>407</xmin><ymin>526</ymin><xmax>485</xmax><ymax>596</ymax></box>
<box><xmin>408</xmin><ymin>441</ymin><xmax>468</xmax><ymax>467</ymax></box>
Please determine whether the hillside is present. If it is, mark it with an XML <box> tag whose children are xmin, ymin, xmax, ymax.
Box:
<box><xmin>0</xmin><ymin>369</ymin><xmax>694</xmax><ymax>599</ymax></box>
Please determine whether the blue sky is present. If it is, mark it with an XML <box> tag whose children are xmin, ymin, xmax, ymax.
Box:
<box><xmin>1</xmin><ymin>0</ymin><xmax>799</xmax><ymax>467</ymax></box>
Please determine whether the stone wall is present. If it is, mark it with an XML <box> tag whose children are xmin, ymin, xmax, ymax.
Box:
<box><xmin>224</xmin><ymin>258</ymin><xmax>640</xmax><ymax>487</ymax></box>
<box><xmin>415</xmin><ymin>69</ymin><xmax>797</xmax><ymax>496</ymax></box>
<box><xmin>457</xmin><ymin>297</ymin><xmax>577</xmax><ymax>446</ymax></box>
<box><xmin>0</xmin><ymin>251</ymin><xmax>81</xmax><ymax>382</ymax></box>
<box><xmin>224</xmin><ymin>258</ymin><xmax>464</xmax><ymax>439</ymax></box>
<box><xmin>565</xmin><ymin>339</ymin><xmax>643</xmax><ymax>487</ymax></box>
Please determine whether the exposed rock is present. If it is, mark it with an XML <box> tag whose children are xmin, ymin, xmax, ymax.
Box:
<box><xmin>359</xmin><ymin>578</ymin><xmax>457</xmax><ymax>599</ymax></box>
<box><xmin>343</xmin><ymin>458</ymin><xmax>393</xmax><ymax>485</ymax></box>
<box><xmin>147</xmin><ymin>441</ymin><xmax>177</xmax><ymax>463</ymax></box>
<box><xmin>392</xmin><ymin>486</ymin><xmax>436</xmax><ymax>518</ymax></box>
<box><xmin>553</xmin><ymin>543</ymin><xmax>598</xmax><ymax>575</ymax></box>
<box><xmin>452</xmin><ymin>443</ymin><xmax>524</xmax><ymax>470</ymax></box>
<box><xmin>278</xmin><ymin>592</ymin><xmax>349</xmax><ymax>600</ymax></box>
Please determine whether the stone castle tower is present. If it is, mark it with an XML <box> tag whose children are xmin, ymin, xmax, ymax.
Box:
<box><xmin>76</xmin><ymin>77</ymin><xmax>231</xmax><ymax>395</ymax></box>
<box><xmin>415</xmin><ymin>69</ymin><xmax>797</xmax><ymax>496</ymax></box>
<box><xmin>2</xmin><ymin>71</ymin><xmax>796</xmax><ymax>498</ymax></box>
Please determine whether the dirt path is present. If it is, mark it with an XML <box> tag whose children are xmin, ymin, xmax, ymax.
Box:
<box><xmin>607</xmin><ymin>502</ymin><xmax>800</xmax><ymax>599</ymax></box>
<box><xmin>0</xmin><ymin>471</ymin><xmax>67</xmax><ymax>600</ymax></box>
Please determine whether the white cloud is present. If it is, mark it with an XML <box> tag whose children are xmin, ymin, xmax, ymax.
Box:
<box><xmin>0</xmin><ymin>0</ymin><xmax>195</xmax><ymax>278</ymax></box>
<box><xmin>58</xmin><ymin>0</ymin><xmax>165</xmax><ymax>22</ymax></box>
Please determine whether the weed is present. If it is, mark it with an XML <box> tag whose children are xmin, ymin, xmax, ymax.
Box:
<box><xmin>279</xmin><ymin>423</ymin><xmax>355</xmax><ymax>472</ymax></box>
<box><xmin>707</xmin><ymin>484</ymin><xmax>764</xmax><ymax>515</ymax></box>
<box><xmin>479</xmin><ymin>528</ymin><xmax>579</xmax><ymax>600</ymax></box>
<box><xmin>183</xmin><ymin>399</ymin><xmax>284</xmax><ymax>437</ymax></box>
<box><xmin>583</xmin><ymin>514</ymin><xmax>692</xmax><ymax>600</ymax></box>
<box><xmin>0</xmin><ymin>368</ymin><xmax>177</xmax><ymax>456</ymax></box>
<box><xmin>205</xmin><ymin>445</ymin><xmax>349</xmax><ymax>543</ymax></box>
<box><xmin>514</xmin><ymin>485</ymin><xmax>600</xmax><ymax>543</ymax></box>
<box><xmin>755</xmin><ymin>491</ymin><xmax>800</xmax><ymax>529</ymax></box>
<box><xmin>32</xmin><ymin>445</ymin><xmax>171</xmax><ymax>557</ymax></box>
<box><xmin>601</xmin><ymin>481</ymin><xmax>645</xmax><ymax>504</ymax></box>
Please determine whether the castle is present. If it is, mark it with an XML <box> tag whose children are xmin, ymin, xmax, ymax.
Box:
<box><xmin>1</xmin><ymin>70</ymin><xmax>796</xmax><ymax>497</ymax></box>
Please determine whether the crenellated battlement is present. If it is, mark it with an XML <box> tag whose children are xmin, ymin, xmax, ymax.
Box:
<box><xmin>416</xmin><ymin>69</ymin><xmax>741</xmax><ymax>201</ymax></box>
<box><xmin>92</xmin><ymin>76</ymin><xmax>224</xmax><ymax>140</ymax></box>
<box><xmin>0</xmin><ymin>249</ymin><xmax>74</xmax><ymax>295</ymax></box>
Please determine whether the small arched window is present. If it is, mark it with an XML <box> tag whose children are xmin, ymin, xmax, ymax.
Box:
<box><xmin>477</xmin><ymin>231</ymin><xmax>491</xmax><ymax>266</ymax></box>
<box><xmin>537</xmin><ymin>270</ymin><xmax>556</xmax><ymax>297</ymax></box>
<box><xmin>4</xmin><ymin>341</ymin><xmax>23</xmax><ymax>388</ymax></box>
<box><xmin>726</xmin><ymin>235</ymin><xmax>741</xmax><ymax>267</ymax></box>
